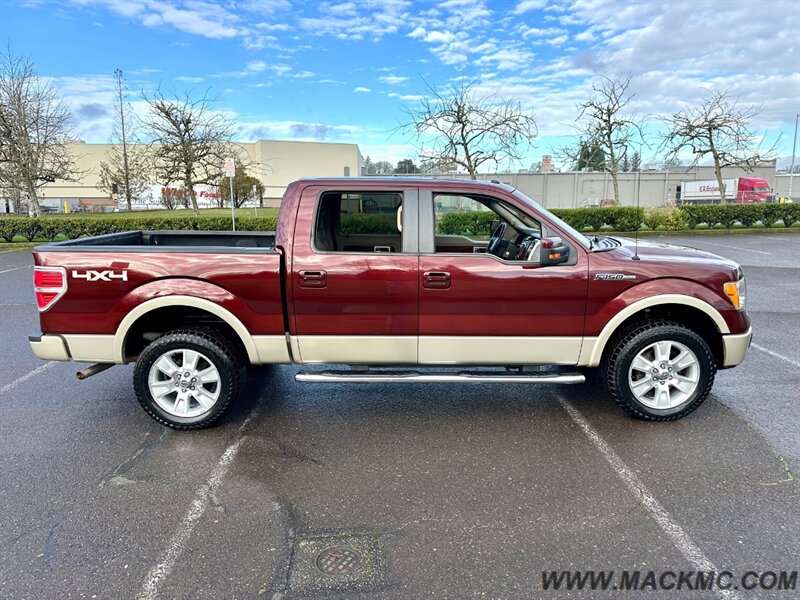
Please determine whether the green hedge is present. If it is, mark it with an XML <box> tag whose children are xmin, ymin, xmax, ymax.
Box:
<box><xmin>340</xmin><ymin>214</ymin><xmax>398</xmax><ymax>235</ymax></box>
<box><xmin>437</xmin><ymin>211</ymin><xmax>497</xmax><ymax>237</ymax></box>
<box><xmin>679</xmin><ymin>204</ymin><xmax>800</xmax><ymax>229</ymax></box>
<box><xmin>437</xmin><ymin>207</ymin><xmax>645</xmax><ymax>236</ymax></box>
<box><xmin>550</xmin><ymin>207</ymin><xmax>644</xmax><ymax>232</ymax></box>
<box><xmin>0</xmin><ymin>215</ymin><xmax>278</xmax><ymax>243</ymax></box>
<box><xmin>2</xmin><ymin>203</ymin><xmax>798</xmax><ymax>243</ymax></box>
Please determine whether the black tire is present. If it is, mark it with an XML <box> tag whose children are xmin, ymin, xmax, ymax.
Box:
<box><xmin>133</xmin><ymin>329</ymin><xmax>244</xmax><ymax>430</ymax></box>
<box><xmin>602</xmin><ymin>321</ymin><xmax>716</xmax><ymax>421</ymax></box>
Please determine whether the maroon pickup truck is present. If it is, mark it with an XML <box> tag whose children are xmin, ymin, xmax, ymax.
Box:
<box><xmin>29</xmin><ymin>178</ymin><xmax>751</xmax><ymax>429</ymax></box>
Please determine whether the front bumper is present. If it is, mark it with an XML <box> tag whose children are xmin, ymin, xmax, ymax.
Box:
<box><xmin>721</xmin><ymin>327</ymin><xmax>753</xmax><ymax>368</ymax></box>
<box><xmin>29</xmin><ymin>335</ymin><xmax>70</xmax><ymax>361</ymax></box>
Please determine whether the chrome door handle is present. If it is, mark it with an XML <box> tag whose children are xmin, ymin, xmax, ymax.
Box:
<box><xmin>298</xmin><ymin>270</ymin><xmax>327</xmax><ymax>288</ymax></box>
<box><xmin>423</xmin><ymin>271</ymin><xmax>451</xmax><ymax>289</ymax></box>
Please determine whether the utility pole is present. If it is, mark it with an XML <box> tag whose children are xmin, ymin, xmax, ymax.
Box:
<box><xmin>789</xmin><ymin>113</ymin><xmax>798</xmax><ymax>201</ymax></box>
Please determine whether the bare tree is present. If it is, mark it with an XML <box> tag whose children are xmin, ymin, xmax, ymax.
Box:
<box><xmin>560</xmin><ymin>75</ymin><xmax>643</xmax><ymax>203</ymax></box>
<box><xmin>369</xmin><ymin>160</ymin><xmax>394</xmax><ymax>175</ymax></box>
<box><xmin>0</xmin><ymin>47</ymin><xmax>80</xmax><ymax>216</ymax></box>
<box><xmin>97</xmin><ymin>69</ymin><xmax>151</xmax><ymax>211</ymax></box>
<box><xmin>143</xmin><ymin>88</ymin><xmax>236</xmax><ymax>215</ymax></box>
<box><xmin>661</xmin><ymin>89</ymin><xmax>777</xmax><ymax>203</ymax></box>
<box><xmin>402</xmin><ymin>80</ymin><xmax>537</xmax><ymax>179</ymax></box>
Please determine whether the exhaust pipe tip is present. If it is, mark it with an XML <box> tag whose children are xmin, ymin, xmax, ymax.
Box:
<box><xmin>76</xmin><ymin>363</ymin><xmax>114</xmax><ymax>380</ymax></box>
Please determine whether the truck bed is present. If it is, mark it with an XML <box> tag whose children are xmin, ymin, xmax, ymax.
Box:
<box><xmin>33</xmin><ymin>229</ymin><xmax>286</xmax><ymax>342</ymax></box>
<box><xmin>38</xmin><ymin>230</ymin><xmax>276</xmax><ymax>251</ymax></box>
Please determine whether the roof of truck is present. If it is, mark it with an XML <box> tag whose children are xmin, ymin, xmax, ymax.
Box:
<box><xmin>296</xmin><ymin>176</ymin><xmax>516</xmax><ymax>189</ymax></box>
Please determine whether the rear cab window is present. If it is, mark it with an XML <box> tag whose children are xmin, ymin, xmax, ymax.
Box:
<box><xmin>314</xmin><ymin>191</ymin><xmax>405</xmax><ymax>253</ymax></box>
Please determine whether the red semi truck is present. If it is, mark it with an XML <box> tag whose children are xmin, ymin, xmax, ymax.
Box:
<box><xmin>679</xmin><ymin>177</ymin><xmax>773</xmax><ymax>204</ymax></box>
<box><xmin>29</xmin><ymin>178</ymin><xmax>752</xmax><ymax>429</ymax></box>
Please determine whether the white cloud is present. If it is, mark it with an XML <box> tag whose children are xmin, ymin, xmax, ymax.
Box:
<box><xmin>327</xmin><ymin>2</ymin><xmax>357</xmax><ymax>16</ymax></box>
<box><xmin>353</xmin><ymin>86</ymin><xmax>372</xmax><ymax>93</ymax></box>
<box><xmin>246</xmin><ymin>60</ymin><xmax>267</xmax><ymax>73</ymax></box>
<box><xmin>216</xmin><ymin>61</ymin><xmax>292</xmax><ymax>78</ymax></box>
<box><xmin>175</xmin><ymin>76</ymin><xmax>204</xmax><ymax>83</ymax></box>
<box><xmin>378</xmin><ymin>75</ymin><xmax>409</xmax><ymax>85</ymax></box>
<box><xmin>75</xmin><ymin>0</ymin><xmax>242</xmax><ymax>38</ymax></box>
<box><xmin>298</xmin><ymin>0</ymin><xmax>411</xmax><ymax>41</ymax></box>
<box><xmin>236</xmin><ymin>119</ymin><xmax>363</xmax><ymax>142</ymax></box>
<box><xmin>474</xmin><ymin>47</ymin><xmax>533</xmax><ymax>71</ymax></box>
<box><xmin>513</xmin><ymin>0</ymin><xmax>547</xmax><ymax>14</ymax></box>
<box><xmin>519</xmin><ymin>26</ymin><xmax>566</xmax><ymax>39</ymax></box>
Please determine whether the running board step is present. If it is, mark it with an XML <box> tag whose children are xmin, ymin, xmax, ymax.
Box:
<box><xmin>295</xmin><ymin>370</ymin><xmax>585</xmax><ymax>384</ymax></box>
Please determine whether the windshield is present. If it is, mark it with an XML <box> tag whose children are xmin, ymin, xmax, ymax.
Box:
<box><xmin>510</xmin><ymin>188</ymin><xmax>591</xmax><ymax>249</ymax></box>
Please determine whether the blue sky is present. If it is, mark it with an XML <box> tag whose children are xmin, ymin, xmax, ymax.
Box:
<box><xmin>2</xmin><ymin>0</ymin><xmax>799</xmax><ymax>171</ymax></box>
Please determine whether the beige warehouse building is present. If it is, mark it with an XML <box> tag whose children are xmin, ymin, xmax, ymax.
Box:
<box><xmin>6</xmin><ymin>142</ymin><xmax>782</xmax><ymax>212</ymax></box>
<box><xmin>22</xmin><ymin>139</ymin><xmax>363</xmax><ymax>212</ymax></box>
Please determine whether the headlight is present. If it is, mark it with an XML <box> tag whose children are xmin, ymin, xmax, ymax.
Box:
<box><xmin>723</xmin><ymin>277</ymin><xmax>746</xmax><ymax>310</ymax></box>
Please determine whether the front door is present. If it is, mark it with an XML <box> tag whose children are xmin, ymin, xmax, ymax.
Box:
<box><xmin>418</xmin><ymin>190</ymin><xmax>589</xmax><ymax>365</ymax></box>
<box><xmin>291</xmin><ymin>186</ymin><xmax>420</xmax><ymax>364</ymax></box>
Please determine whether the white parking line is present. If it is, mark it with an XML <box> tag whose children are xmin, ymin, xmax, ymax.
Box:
<box><xmin>0</xmin><ymin>265</ymin><xmax>32</xmax><ymax>274</ymax></box>
<box><xmin>669</xmin><ymin>238</ymin><xmax>771</xmax><ymax>255</ymax></box>
<box><xmin>745</xmin><ymin>234</ymin><xmax>800</xmax><ymax>244</ymax></box>
<box><xmin>139</xmin><ymin>412</ymin><xmax>255</xmax><ymax>600</ymax></box>
<box><xmin>0</xmin><ymin>361</ymin><xmax>58</xmax><ymax>394</ymax></box>
<box><xmin>558</xmin><ymin>398</ymin><xmax>741</xmax><ymax>600</ymax></box>
<box><xmin>752</xmin><ymin>343</ymin><xmax>800</xmax><ymax>368</ymax></box>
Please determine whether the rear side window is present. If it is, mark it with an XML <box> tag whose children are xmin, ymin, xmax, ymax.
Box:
<box><xmin>314</xmin><ymin>191</ymin><xmax>404</xmax><ymax>253</ymax></box>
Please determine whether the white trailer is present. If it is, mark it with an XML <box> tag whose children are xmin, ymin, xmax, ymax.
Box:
<box><xmin>679</xmin><ymin>179</ymin><xmax>736</xmax><ymax>204</ymax></box>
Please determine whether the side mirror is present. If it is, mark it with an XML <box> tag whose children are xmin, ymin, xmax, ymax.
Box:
<box><xmin>539</xmin><ymin>236</ymin><xmax>570</xmax><ymax>266</ymax></box>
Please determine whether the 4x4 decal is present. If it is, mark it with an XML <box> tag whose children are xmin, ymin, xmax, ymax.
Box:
<box><xmin>71</xmin><ymin>269</ymin><xmax>128</xmax><ymax>282</ymax></box>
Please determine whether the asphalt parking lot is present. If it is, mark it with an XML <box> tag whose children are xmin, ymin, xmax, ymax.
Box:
<box><xmin>1</xmin><ymin>233</ymin><xmax>798</xmax><ymax>599</ymax></box>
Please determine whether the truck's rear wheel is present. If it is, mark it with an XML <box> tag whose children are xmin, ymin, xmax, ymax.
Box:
<box><xmin>133</xmin><ymin>329</ymin><xmax>243</xmax><ymax>429</ymax></box>
<box><xmin>603</xmin><ymin>321</ymin><xmax>716</xmax><ymax>421</ymax></box>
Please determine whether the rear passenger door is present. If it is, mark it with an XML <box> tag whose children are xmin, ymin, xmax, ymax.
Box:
<box><xmin>291</xmin><ymin>187</ymin><xmax>420</xmax><ymax>364</ymax></box>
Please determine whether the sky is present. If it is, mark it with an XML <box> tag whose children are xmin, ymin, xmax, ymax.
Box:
<box><xmin>2</xmin><ymin>0</ymin><xmax>799</xmax><ymax>171</ymax></box>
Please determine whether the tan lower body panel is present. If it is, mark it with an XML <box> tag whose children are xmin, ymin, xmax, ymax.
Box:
<box><xmin>294</xmin><ymin>336</ymin><xmax>418</xmax><ymax>364</ymax></box>
<box><xmin>418</xmin><ymin>336</ymin><xmax>584</xmax><ymax>365</ymax></box>
<box><xmin>293</xmin><ymin>335</ymin><xmax>585</xmax><ymax>365</ymax></box>
<box><xmin>252</xmin><ymin>335</ymin><xmax>292</xmax><ymax>364</ymax></box>
<box><xmin>62</xmin><ymin>335</ymin><xmax>117</xmax><ymax>363</ymax></box>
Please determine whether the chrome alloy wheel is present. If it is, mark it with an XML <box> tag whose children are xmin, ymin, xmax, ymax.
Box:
<box><xmin>627</xmin><ymin>340</ymin><xmax>700</xmax><ymax>410</ymax></box>
<box><xmin>147</xmin><ymin>348</ymin><xmax>221</xmax><ymax>418</ymax></box>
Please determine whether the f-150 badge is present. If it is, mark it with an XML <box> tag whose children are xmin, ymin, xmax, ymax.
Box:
<box><xmin>594</xmin><ymin>273</ymin><xmax>636</xmax><ymax>281</ymax></box>
<box><xmin>71</xmin><ymin>269</ymin><xmax>128</xmax><ymax>282</ymax></box>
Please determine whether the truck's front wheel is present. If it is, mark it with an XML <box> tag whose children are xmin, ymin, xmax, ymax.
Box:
<box><xmin>603</xmin><ymin>321</ymin><xmax>716</xmax><ymax>421</ymax></box>
<box><xmin>133</xmin><ymin>329</ymin><xmax>243</xmax><ymax>429</ymax></box>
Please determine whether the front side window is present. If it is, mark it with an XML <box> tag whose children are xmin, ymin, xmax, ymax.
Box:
<box><xmin>433</xmin><ymin>193</ymin><xmax>543</xmax><ymax>262</ymax></box>
<box><xmin>315</xmin><ymin>191</ymin><xmax>404</xmax><ymax>253</ymax></box>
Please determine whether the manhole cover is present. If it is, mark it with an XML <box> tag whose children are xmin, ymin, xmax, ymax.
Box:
<box><xmin>316</xmin><ymin>546</ymin><xmax>361</xmax><ymax>576</ymax></box>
